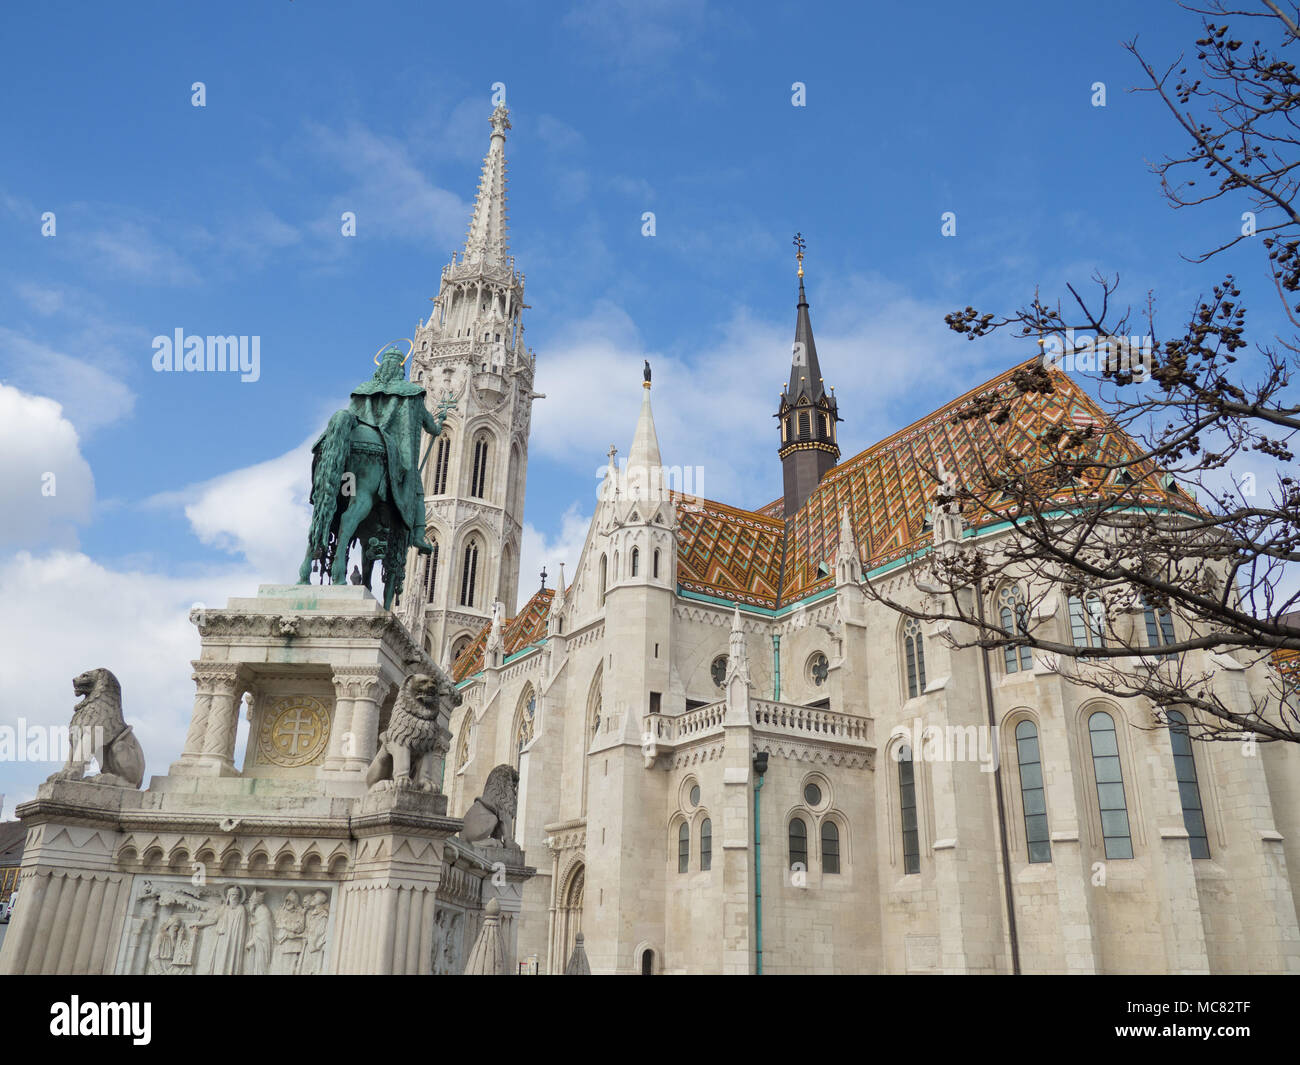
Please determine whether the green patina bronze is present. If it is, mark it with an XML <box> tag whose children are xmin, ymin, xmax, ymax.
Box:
<box><xmin>297</xmin><ymin>347</ymin><xmax>454</xmax><ymax>609</ymax></box>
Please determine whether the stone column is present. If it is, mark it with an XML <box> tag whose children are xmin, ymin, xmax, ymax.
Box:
<box><xmin>170</xmin><ymin>662</ymin><xmax>224</xmax><ymax>772</ymax></box>
<box><xmin>197</xmin><ymin>665</ymin><xmax>244</xmax><ymax>774</ymax></box>
<box><xmin>320</xmin><ymin>671</ymin><xmax>358</xmax><ymax>776</ymax></box>
<box><xmin>344</xmin><ymin>668</ymin><xmax>392</xmax><ymax>772</ymax></box>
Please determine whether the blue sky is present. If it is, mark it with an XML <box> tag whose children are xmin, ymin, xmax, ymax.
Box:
<box><xmin>0</xmin><ymin>0</ymin><xmax>1284</xmax><ymax>802</ymax></box>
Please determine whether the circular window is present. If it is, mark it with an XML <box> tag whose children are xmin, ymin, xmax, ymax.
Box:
<box><xmin>689</xmin><ymin>784</ymin><xmax>700</xmax><ymax>807</ymax></box>
<box><xmin>803</xmin><ymin>782</ymin><xmax>822</xmax><ymax>807</ymax></box>
<box><xmin>710</xmin><ymin>655</ymin><xmax>728</xmax><ymax>689</ymax></box>
<box><xmin>807</xmin><ymin>652</ymin><xmax>829</xmax><ymax>687</ymax></box>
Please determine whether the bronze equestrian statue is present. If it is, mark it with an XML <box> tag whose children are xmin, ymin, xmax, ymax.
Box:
<box><xmin>297</xmin><ymin>345</ymin><xmax>453</xmax><ymax>609</ymax></box>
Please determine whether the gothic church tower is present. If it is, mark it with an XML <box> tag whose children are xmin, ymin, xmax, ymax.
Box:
<box><xmin>775</xmin><ymin>242</ymin><xmax>840</xmax><ymax>517</ymax></box>
<box><xmin>400</xmin><ymin>105</ymin><xmax>539</xmax><ymax>666</ymax></box>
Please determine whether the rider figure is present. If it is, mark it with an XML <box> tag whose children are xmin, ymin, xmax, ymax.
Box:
<box><xmin>343</xmin><ymin>347</ymin><xmax>447</xmax><ymax>554</ymax></box>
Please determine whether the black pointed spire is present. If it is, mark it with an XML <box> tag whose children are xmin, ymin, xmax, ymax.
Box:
<box><xmin>776</xmin><ymin>234</ymin><xmax>841</xmax><ymax>518</ymax></box>
<box><xmin>789</xmin><ymin>271</ymin><xmax>827</xmax><ymax>403</ymax></box>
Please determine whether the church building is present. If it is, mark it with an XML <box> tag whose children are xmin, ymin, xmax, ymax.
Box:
<box><xmin>411</xmin><ymin>108</ymin><xmax>1300</xmax><ymax>975</ymax></box>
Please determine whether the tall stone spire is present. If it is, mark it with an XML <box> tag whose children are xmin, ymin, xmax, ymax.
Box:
<box><xmin>462</xmin><ymin>105</ymin><xmax>511</xmax><ymax>269</ymax></box>
<box><xmin>776</xmin><ymin>234</ymin><xmax>841</xmax><ymax>518</ymax></box>
<box><xmin>401</xmin><ymin>105</ymin><xmax>537</xmax><ymax>667</ymax></box>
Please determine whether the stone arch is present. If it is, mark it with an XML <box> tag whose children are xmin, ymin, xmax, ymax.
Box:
<box><xmin>512</xmin><ymin>684</ymin><xmax>537</xmax><ymax>768</ymax></box>
<box><xmin>581</xmin><ymin>665</ymin><xmax>603</xmax><ymax>814</ymax></box>
<box><xmin>553</xmin><ymin>861</ymin><xmax>585</xmax><ymax>973</ymax></box>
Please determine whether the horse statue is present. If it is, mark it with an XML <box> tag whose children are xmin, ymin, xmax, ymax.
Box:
<box><xmin>297</xmin><ymin>345</ymin><xmax>454</xmax><ymax>609</ymax></box>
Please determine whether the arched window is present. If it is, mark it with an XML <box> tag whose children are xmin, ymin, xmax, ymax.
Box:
<box><xmin>798</xmin><ymin>410</ymin><xmax>811</xmax><ymax>439</ymax></box>
<box><xmin>999</xmin><ymin>585</ymin><xmax>1033</xmax><ymax>672</ymax></box>
<box><xmin>454</xmin><ymin>715</ymin><xmax>473</xmax><ymax>772</ymax></box>
<box><xmin>451</xmin><ymin>634</ymin><xmax>472</xmax><ymax>661</ymax></box>
<box><xmin>470</xmin><ymin>434</ymin><xmax>490</xmax><ymax>499</ymax></box>
<box><xmin>821</xmin><ymin>821</ymin><xmax>840</xmax><ymax>874</ymax></box>
<box><xmin>1069</xmin><ymin>594</ymin><xmax>1107</xmax><ymax>650</ymax></box>
<box><xmin>653</xmin><ymin>549</ymin><xmax>660</xmax><ymax>579</ymax></box>
<box><xmin>1167</xmin><ymin>710</ymin><xmax>1209</xmax><ymax>859</ymax></box>
<box><xmin>515</xmin><ymin>689</ymin><xmax>536</xmax><ymax>765</ymax></box>
<box><xmin>459</xmin><ymin>539</ymin><xmax>480</xmax><ymax>607</ymax></box>
<box><xmin>424</xmin><ymin>541</ymin><xmax>439</xmax><ymax>603</ymax></box>
<box><xmin>788</xmin><ymin>817</ymin><xmax>808</xmax><ymax>871</ymax></box>
<box><xmin>641</xmin><ymin>949</ymin><xmax>654</xmax><ymax>975</ymax></box>
<box><xmin>1014</xmin><ymin>720</ymin><xmax>1051</xmax><ymax>863</ymax></box>
<box><xmin>432</xmin><ymin>435</ymin><xmax>451</xmax><ymax>496</ymax></box>
<box><xmin>631</xmin><ymin>547</ymin><xmax>639</xmax><ymax>577</ymax></box>
<box><xmin>700</xmin><ymin>818</ymin><xmax>712</xmax><ymax>871</ymax></box>
<box><xmin>904</xmin><ymin>617</ymin><xmax>927</xmax><ymax>698</ymax></box>
<box><xmin>677</xmin><ymin>822</ymin><xmax>690</xmax><ymax>873</ymax></box>
<box><xmin>1087</xmin><ymin>711</ymin><xmax>1133</xmax><ymax>859</ymax></box>
<box><xmin>598</xmin><ymin>555</ymin><xmax>608</xmax><ymax>603</ymax></box>
<box><xmin>1144</xmin><ymin>601</ymin><xmax>1177</xmax><ymax>660</ymax></box>
<box><xmin>898</xmin><ymin>749</ymin><xmax>920</xmax><ymax>874</ymax></box>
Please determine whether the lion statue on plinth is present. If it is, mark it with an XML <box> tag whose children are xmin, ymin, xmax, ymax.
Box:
<box><xmin>47</xmin><ymin>668</ymin><xmax>146</xmax><ymax>789</ymax></box>
<box><xmin>366</xmin><ymin>670</ymin><xmax>460</xmax><ymax>791</ymax></box>
<box><xmin>461</xmin><ymin>764</ymin><xmax>520</xmax><ymax>847</ymax></box>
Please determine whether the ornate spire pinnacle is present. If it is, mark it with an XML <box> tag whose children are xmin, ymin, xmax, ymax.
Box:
<box><xmin>462</xmin><ymin>106</ymin><xmax>511</xmax><ymax>269</ymax></box>
<box><xmin>835</xmin><ymin>506</ymin><xmax>860</xmax><ymax>585</ymax></box>
<box><xmin>725</xmin><ymin>606</ymin><xmax>752</xmax><ymax>687</ymax></box>
<box><xmin>788</xmin><ymin>235</ymin><xmax>825</xmax><ymax>404</ymax></box>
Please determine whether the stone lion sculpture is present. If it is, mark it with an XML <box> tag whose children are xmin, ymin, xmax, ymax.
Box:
<box><xmin>366</xmin><ymin>670</ymin><xmax>460</xmax><ymax>791</ymax></box>
<box><xmin>461</xmin><ymin>764</ymin><xmax>520</xmax><ymax>847</ymax></box>
<box><xmin>47</xmin><ymin>668</ymin><xmax>146</xmax><ymax>789</ymax></box>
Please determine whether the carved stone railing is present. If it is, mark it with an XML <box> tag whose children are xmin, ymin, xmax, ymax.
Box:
<box><xmin>751</xmin><ymin>701</ymin><xmax>873</xmax><ymax>747</ymax></box>
<box><xmin>642</xmin><ymin>699</ymin><xmax>872</xmax><ymax>757</ymax></box>
<box><xmin>676</xmin><ymin>702</ymin><xmax>726</xmax><ymax>737</ymax></box>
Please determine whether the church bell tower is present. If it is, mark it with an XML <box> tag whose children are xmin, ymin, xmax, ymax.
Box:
<box><xmin>400</xmin><ymin>104</ymin><xmax>539</xmax><ymax>667</ymax></box>
<box><xmin>776</xmin><ymin>234</ymin><xmax>840</xmax><ymax>517</ymax></box>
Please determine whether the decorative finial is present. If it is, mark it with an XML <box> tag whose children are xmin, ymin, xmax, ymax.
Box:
<box><xmin>490</xmin><ymin>104</ymin><xmax>511</xmax><ymax>136</ymax></box>
<box><xmin>793</xmin><ymin>231</ymin><xmax>806</xmax><ymax>278</ymax></box>
<box><xmin>540</xmin><ymin>566</ymin><xmax>548</xmax><ymax>591</ymax></box>
<box><xmin>643</xmin><ymin>358</ymin><xmax>652</xmax><ymax>389</ymax></box>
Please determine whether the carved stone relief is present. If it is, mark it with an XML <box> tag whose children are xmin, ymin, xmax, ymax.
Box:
<box><xmin>115</xmin><ymin>875</ymin><xmax>337</xmax><ymax>975</ymax></box>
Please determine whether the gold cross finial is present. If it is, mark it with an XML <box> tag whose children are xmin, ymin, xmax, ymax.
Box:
<box><xmin>793</xmin><ymin>232</ymin><xmax>806</xmax><ymax>278</ymax></box>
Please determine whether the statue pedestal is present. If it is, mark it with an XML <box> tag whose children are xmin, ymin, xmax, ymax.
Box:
<box><xmin>0</xmin><ymin>584</ymin><xmax>534</xmax><ymax>976</ymax></box>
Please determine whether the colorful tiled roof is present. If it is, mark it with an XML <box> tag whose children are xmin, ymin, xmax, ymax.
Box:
<box><xmin>451</xmin><ymin>588</ymin><xmax>553</xmax><ymax>683</ymax></box>
<box><xmin>681</xmin><ymin>359</ymin><xmax>1153</xmax><ymax>608</ymax></box>
<box><xmin>675</xmin><ymin>496</ymin><xmax>786</xmax><ymax>608</ymax></box>
<box><xmin>451</xmin><ymin>358</ymin><xmax>1156</xmax><ymax>672</ymax></box>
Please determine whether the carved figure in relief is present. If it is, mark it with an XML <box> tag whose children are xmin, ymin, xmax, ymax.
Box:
<box><xmin>301</xmin><ymin>891</ymin><xmax>331</xmax><ymax>975</ymax></box>
<box><xmin>147</xmin><ymin>915</ymin><xmax>185</xmax><ymax>975</ymax></box>
<box><xmin>192</xmin><ymin>885</ymin><xmax>249</xmax><ymax>975</ymax></box>
<box><xmin>366</xmin><ymin>670</ymin><xmax>459</xmax><ymax>791</ymax></box>
<box><xmin>275</xmin><ymin>889</ymin><xmax>307</xmax><ymax>974</ymax></box>
<box><xmin>47</xmin><ymin>668</ymin><xmax>145</xmax><ymax>789</ymax></box>
<box><xmin>245</xmin><ymin>889</ymin><xmax>275</xmax><ymax>975</ymax></box>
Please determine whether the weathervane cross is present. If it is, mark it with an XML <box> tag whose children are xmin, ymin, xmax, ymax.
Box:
<box><xmin>793</xmin><ymin>232</ymin><xmax>806</xmax><ymax>277</ymax></box>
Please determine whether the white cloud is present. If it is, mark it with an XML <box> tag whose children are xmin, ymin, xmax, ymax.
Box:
<box><xmin>305</xmin><ymin>120</ymin><xmax>469</xmax><ymax>248</ymax></box>
<box><xmin>149</xmin><ymin>440</ymin><xmax>314</xmax><ymax>580</ymax></box>
<box><xmin>84</xmin><ymin>221</ymin><xmax>201</xmax><ymax>286</ymax></box>
<box><xmin>531</xmin><ymin>276</ymin><xmax>1009</xmax><ymax>509</ymax></box>
<box><xmin>519</xmin><ymin>502</ymin><xmax>593</xmax><ymax>604</ymax></box>
<box><xmin>0</xmin><ymin>329</ymin><xmax>136</xmax><ymax>435</ymax></box>
<box><xmin>0</xmin><ymin>383</ymin><xmax>94</xmax><ymax>548</ymax></box>
<box><xmin>0</xmin><ymin>550</ymin><xmax>252</xmax><ymax>811</ymax></box>
<box><xmin>15</xmin><ymin>282</ymin><xmax>66</xmax><ymax>315</ymax></box>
